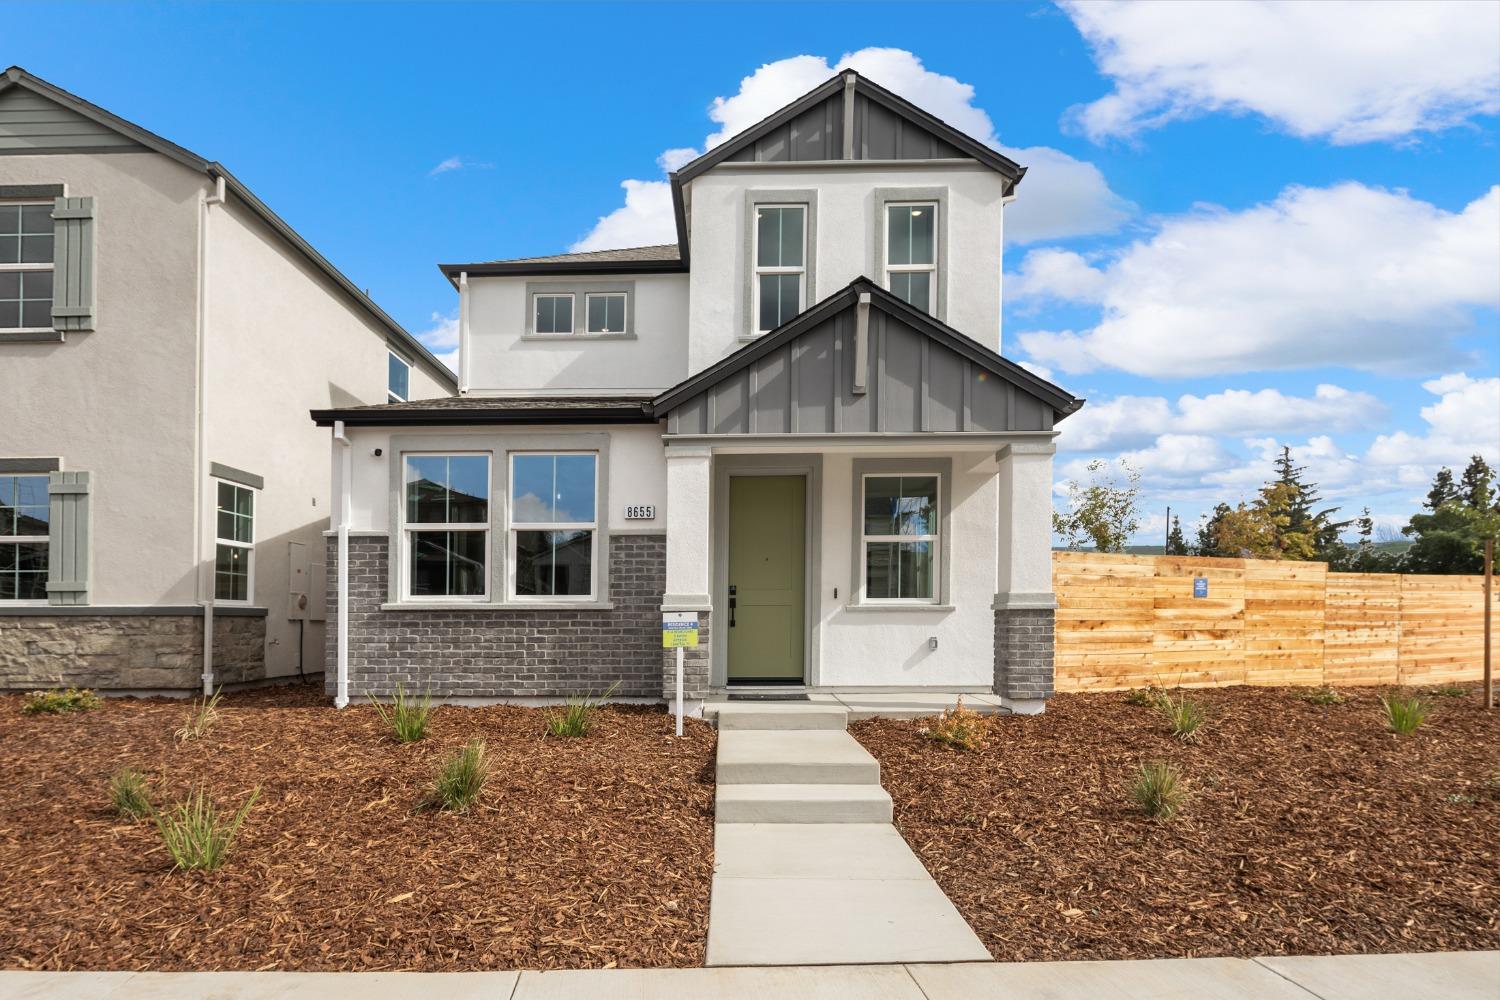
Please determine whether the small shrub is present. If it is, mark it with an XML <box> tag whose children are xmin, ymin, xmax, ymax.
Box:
<box><xmin>370</xmin><ymin>683</ymin><xmax>436</xmax><ymax>743</ymax></box>
<box><xmin>543</xmin><ymin>681</ymin><xmax>620</xmax><ymax>739</ymax></box>
<box><xmin>920</xmin><ymin>698</ymin><xmax>988</xmax><ymax>751</ymax></box>
<box><xmin>22</xmin><ymin>686</ymin><xmax>101</xmax><ymax>715</ymax></box>
<box><xmin>1126</xmin><ymin>685</ymin><xmax>1167</xmax><ymax>708</ymax></box>
<box><xmin>1131</xmin><ymin>761</ymin><xmax>1187</xmax><ymax>820</ymax></box>
<box><xmin>421</xmin><ymin>739</ymin><xmax>489</xmax><ymax>812</ymax></box>
<box><xmin>1380</xmin><ymin>692</ymin><xmax>1430</xmax><ymax>735</ymax></box>
<box><xmin>175</xmin><ymin>688</ymin><xmax>223</xmax><ymax>742</ymax></box>
<box><xmin>1297</xmin><ymin>687</ymin><xmax>1347</xmax><ymax>705</ymax></box>
<box><xmin>108</xmin><ymin>768</ymin><xmax>152</xmax><ymax>820</ymax></box>
<box><xmin>1154</xmin><ymin>689</ymin><xmax>1207</xmax><ymax>741</ymax></box>
<box><xmin>153</xmin><ymin>784</ymin><xmax>260</xmax><ymax>871</ymax></box>
<box><xmin>1427</xmin><ymin>684</ymin><xmax>1470</xmax><ymax>698</ymax></box>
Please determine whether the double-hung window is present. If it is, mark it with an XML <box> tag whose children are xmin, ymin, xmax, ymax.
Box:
<box><xmin>509</xmin><ymin>453</ymin><xmax>597</xmax><ymax>600</ymax></box>
<box><xmin>403</xmin><ymin>454</ymin><xmax>489</xmax><ymax>599</ymax></box>
<box><xmin>885</xmin><ymin>203</ymin><xmax>937</xmax><ymax>313</ymax></box>
<box><xmin>0</xmin><ymin>203</ymin><xmax>54</xmax><ymax>332</ymax></box>
<box><xmin>861</xmin><ymin>475</ymin><xmax>939</xmax><ymax>603</ymax></box>
<box><xmin>753</xmin><ymin>204</ymin><xmax>805</xmax><ymax>332</ymax></box>
<box><xmin>0</xmin><ymin>474</ymin><xmax>49</xmax><ymax>601</ymax></box>
<box><xmin>585</xmin><ymin>292</ymin><xmax>626</xmax><ymax>334</ymax></box>
<box><xmin>214</xmin><ymin>481</ymin><xmax>255</xmax><ymax>603</ymax></box>
<box><xmin>388</xmin><ymin>350</ymin><xmax>411</xmax><ymax>402</ymax></box>
<box><xmin>534</xmin><ymin>293</ymin><xmax>574</xmax><ymax>334</ymax></box>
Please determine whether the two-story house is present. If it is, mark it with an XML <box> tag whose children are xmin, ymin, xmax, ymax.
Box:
<box><xmin>312</xmin><ymin>71</ymin><xmax>1082</xmax><ymax>712</ymax></box>
<box><xmin>0</xmin><ymin>67</ymin><xmax>455</xmax><ymax>694</ymax></box>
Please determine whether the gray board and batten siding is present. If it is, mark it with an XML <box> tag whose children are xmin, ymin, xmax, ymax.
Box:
<box><xmin>0</xmin><ymin>87</ymin><xmax>145</xmax><ymax>153</ymax></box>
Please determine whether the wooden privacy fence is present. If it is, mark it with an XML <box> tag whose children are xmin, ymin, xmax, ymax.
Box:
<box><xmin>1053</xmin><ymin>552</ymin><xmax>1488</xmax><ymax>692</ymax></box>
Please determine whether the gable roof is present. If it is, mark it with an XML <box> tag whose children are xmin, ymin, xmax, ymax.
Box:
<box><xmin>0</xmin><ymin>66</ymin><xmax>455</xmax><ymax>390</ymax></box>
<box><xmin>438</xmin><ymin>244</ymin><xmax>685</xmax><ymax>286</ymax></box>
<box><xmin>654</xmin><ymin>277</ymin><xmax>1082</xmax><ymax>435</ymax></box>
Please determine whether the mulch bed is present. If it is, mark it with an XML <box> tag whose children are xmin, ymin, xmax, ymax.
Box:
<box><xmin>852</xmin><ymin>686</ymin><xmax>1500</xmax><ymax>961</ymax></box>
<box><xmin>0</xmin><ymin>684</ymin><xmax>716</xmax><ymax>971</ymax></box>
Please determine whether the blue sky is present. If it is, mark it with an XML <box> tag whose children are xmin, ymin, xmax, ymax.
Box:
<box><xmin>9</xmin><ymin>1</ymin><xmax>1498</xmax><ymax>542</ymax></box>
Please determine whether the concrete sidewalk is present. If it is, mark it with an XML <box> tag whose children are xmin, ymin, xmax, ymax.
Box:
<box><xmin>3</xmin><ymin>952</ymin><xmax>1496</xmax><ymax>999</ymax></box>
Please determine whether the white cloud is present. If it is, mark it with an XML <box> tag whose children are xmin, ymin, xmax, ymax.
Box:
<box><xmin>417</xmin><ymin>310</ymin><xmax>459</xmax><ymax>373</ymax></box>
<box><xmin>571</xmin><ymin>48</ymin><xmax>1131</xmax><ymax>252</ymax></box>
<box><xmin>429</xmin><ymin>156</ymin><xmax>494</xmax><ymax>177</ymax></box>
<box><xmin>1367</xmin><ymin>373</ymin><xmax>1500</xmax><ymax>468</ymax></box>
<box><xmin>1061</xmin><ymin>0</ymin><xmax>1500</xmax><ymax>145</ymax></box>
<box><xmin>1016</xmin><ymin>183</ymin><xmax>1500</xmax><ymax>377</ymax></box>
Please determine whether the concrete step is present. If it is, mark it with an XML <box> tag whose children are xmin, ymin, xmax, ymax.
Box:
<box><xmin>716</xmin><ymin>730</ymin><xmax>880</xmax><ymax>785</ymax></box>
<box><xmin>716</xmin><ymin>784</ymin><xmax>893</xmax><ymax>824</ymax></box>
<box><xmin>708</xmin><ymin>703</ymin><xmax>848</xmax><ymax>731</ymax></box>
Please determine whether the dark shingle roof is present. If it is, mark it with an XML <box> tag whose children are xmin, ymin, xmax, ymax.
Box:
<box><xmin>478</xmin><ymin>245</ymin><xmax>680</xmax><ymax>266</ymax></box>
<box><xmin>311</xmin><ymin>395</ymin><xmax>657</xmax><ymax>426</ymax></box>
<box><xmin>440</xmin><ymin>244</ymin><xmax>686</xmax><ymax>283</ymax></box>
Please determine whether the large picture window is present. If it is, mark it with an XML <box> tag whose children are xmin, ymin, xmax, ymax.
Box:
<box><xmin>0</xmin><ymin>203</ymin><xmax>54</xmax><ymax>331</ymax></box>
<box><xmin>753</xmin><ymin>204</ymin><xmax>805</xmax><ymax>332</ymax></box>
<box><xmin>403</xmin><ymin>454</ymin><xmax>489</xmax><ymax>599</ymax></box>
<box><xmin>214</xmin><ymin>481</ymin><xmax>255</xmax><ymax>603</ymax></box>
<box><xmin>0</xmin><ymin>474</ymin><xmax>49</xmax><ymax>601</ymax></box>
<box><xmin>862</xmin><ymin>475</ymin><xmax>939</xmax><ymax>602</ymax></box>
<box><xmin>885</xmin><ymin>203</ymin><xmax>937</xmax><ymax>313</ymax></box>
<box><xmin>509</xmin><ymin>452</ymin><xmax>597</xmax><ymax>599</ymax></box>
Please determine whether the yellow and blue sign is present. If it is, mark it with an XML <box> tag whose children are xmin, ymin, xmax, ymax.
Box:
<box><xmin>662</xmin><ymin>612</ymin><xmax>700</xmax><ymax>648</ymax></box>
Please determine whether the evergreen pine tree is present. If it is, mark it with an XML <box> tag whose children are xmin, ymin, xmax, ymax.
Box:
<box><xmin>1425</xmin><ymin>467</ymin><xmax>1459</xmax><ymax>510</ymax></box>
<box><xmin>1165</xmin><ymin>515</ymin><xmax>1188</xmax><ymax>555</ymax></box>
<box><xmin>1458</xmin><ymin>454</ymin><xmax>1496</xmax><ymax>511</ymax></box>
<box><xmin>1195</xmin><ymin>504</ymin><xmax>1230</xmax><ymax>557</ymax></box>
<box><xmin>1267</xmin><ymin>445</ymin><xmax>1348</xmax><ymax>559</ymax></box>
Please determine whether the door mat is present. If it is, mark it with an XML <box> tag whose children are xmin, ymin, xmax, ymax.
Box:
<box><xmin>726</xmin><ymin>692</ymin><xmax>812</xmax><ymax>702</ymax></box>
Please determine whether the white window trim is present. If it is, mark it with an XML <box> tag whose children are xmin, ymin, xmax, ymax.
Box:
<box><xmin>0</xmin><ymin>201</ymin><xmax>55</xmax><ymax>334</ymax></box>
<box><xmin>883</xmin><ymin>202</ymin><xmax>938</xmax><ymax>314</ymax></box>
<box><xmin>858</xmin><ymin>472</ymin><xmax>942</xmax><ymax>606</ymax></box>
<box><xmin>506</xmin><ymin>450</ymin><xmax>600</xmax><ymax>603</ymax></box>
<box><xmin>583</xmin><ymin>291</ymin><xmax>627</xmax><ymax>335</ymax></box>
<box><xmin>0</xmin><ymin>472</ymin><xmax>50</xmax><ymax>604</ymax></box>
<box><xmin>213</xmin><ymin>479</ymin><xmax>256</xmax><ymax>606</ymax></box>
<box><xmin>387</xmin><ymin>349</ymin><xmax>412</xmax><ymax>403</ymax></box>
<box><xmin>400</xmin><ymin>452</ymin><xmax>491</xmax><ymax>603</ymax></box>
<box><xmin>752</xmin><ymin>203</ymin><xmax>807</xmax><ymax>334</ymax></box>
<box><xmin>532</xmin><ymin>291</ymin><xmax>576</xmax><ymax>335</ymax></box>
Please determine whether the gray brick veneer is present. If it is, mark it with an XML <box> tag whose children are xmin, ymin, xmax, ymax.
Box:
<box><xmin>993</xmin><ymin>606</ymin><xmax>1055</xmax><ymax>700</ymax></box>
<box><xmin>326</xmin><ymin>533</ymin><xmax>668</xmax><ymax>699</ymax></box>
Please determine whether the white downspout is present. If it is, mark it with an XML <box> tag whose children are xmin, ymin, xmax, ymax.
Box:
<box><xmin>197</xmin><ymin>174</ymin><xmax>227</xmax><ymax>696</ymax></box>
<box><xmin>458</xmin><ymin>270</ymin><xmax>470</xmax><ymax>395</ymax></box>
<box><xmin>333</xmin><ymin>420</ymin><xmax>352</xmax><ymax>708</ymax></box>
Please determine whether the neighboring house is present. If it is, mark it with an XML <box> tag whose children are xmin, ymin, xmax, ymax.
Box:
<box><xmin>0</xmin><ymin>67</ymin><xmax>455</xmax><ymax>694</ymax></box>
<box><xmin>313</xmin><ymin>71</ymin><xmax>1083</xmax><ymax>712</ymax></box>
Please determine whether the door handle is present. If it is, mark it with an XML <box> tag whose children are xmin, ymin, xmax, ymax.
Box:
<box><xmin>728</xmin><ymin>585</ymin><xmax>737</xmax><ymax>628</ymax></box>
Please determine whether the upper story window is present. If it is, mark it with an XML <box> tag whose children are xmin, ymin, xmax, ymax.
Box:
<box><xmin>754</xmin><ymin>205</ymin><xmax>805</xmax><ymax>332</ymax></box>
<box><xmin>509</xmin><ymin>452</ymin><xmax>597</xmax><ymax>600</ymax></box>
<box><xmin>0</xmin><ymin>203</ymin><xmax>54</xmax><ymax>331</ymax></box>
<box><xmin>861</xmin><ymin>474</ymin><xmax>939</xmax><ymax>603</ymax></box>
<box><xmin>403</xmin><ymin>454</ymin><xmax>490</xmax><ymax>600</ymax></box>
<box><xmin>0</xmin><ymin>474</ymin><xmax>49</xmax><ymax>602</ymax></box>
<box><xmin>885</xmin><ymin>203</ymin><xmax>937</xmax><ymax>313</ymax></box>
<box><xmin>585</xmin><ymin>292</ymin><xmax>626</xmax><ymax>334</ymax></box>
<box><xmin>534</xmin><ymin>293</ymin><xmax>575</xmax><ymax>335</ymax></box>
<box><xmin>214</xmin><ymin>480</ymin><xmax>255</xmax><ymax>603</ymax></box>
<box><xmin>388</xmin><ymin>349</ymin><xmax>412</xmax><ymax>402</ymax></box>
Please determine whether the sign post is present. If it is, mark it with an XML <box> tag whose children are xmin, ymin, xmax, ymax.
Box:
<box><xmin>662</xmin><ymin>612</ymin><xmax>700</xmax><ymax>737</ymax></box>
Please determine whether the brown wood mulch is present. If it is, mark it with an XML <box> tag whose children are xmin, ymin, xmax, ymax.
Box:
<box><xmin>852</xmin><ymin>686</ymin><xmax>1500</xmax><ymax>961</ymax></box>
<box><xmin>0</xmin><ymin>684</ymin><xmax>716</xmax><ymax>972</ymax></box>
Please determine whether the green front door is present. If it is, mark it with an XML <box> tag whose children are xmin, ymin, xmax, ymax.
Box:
<box><xmin>726</xmin><ymin>475</ymin><xmax>806</xmax><ymax>683</ymax></box>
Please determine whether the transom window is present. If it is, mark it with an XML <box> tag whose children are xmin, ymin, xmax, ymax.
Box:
<box><xmin>403</xmin><ymin>454</ymin><xmax>489</xmax><ymax>599</ymax></box>
<box><xmin>885</xmin><ymin>203</ymin><xmax>937</xmax><ymax>313</ymax></box>
<box><xmin>0</xmin><ymin>203</ymin><xmax>54</xmax><ymax>331</ymax></box>
<box><xmin>754</xmin><ymin>204</ymin><xmax>806</xmax><ymax>332</ymax></box>
<box><xmin>0</xmin><ymin>474</ymin><xmax>49</xmax><ymax>601</ymax></box>
<box><xmin>585</xmin><ymin>292</ymin><xmax>626</xmax><ymax>334</ymax></box>
<box><xmin>214</xmin><ymin>481</ymin><xmax>255</xmax><ymax>603</ymax></box>
<box><xmin>388</xmin><ymin>350</ymin><xmax>411</xmax><ymax>403</ymax></box>
<box><xmin>509</xmin><ymin>452</ymin><xmax>597</xmax><ymax>600</ymax></box>
<box><xmin>534</xmin><ymin>293</ymin><xmax>575</xmax><ymax>334</ymax></box>
<box><xmin>861</xmin><ymin>475</ymin><xmax>939</xmax><ymax>603</ymax></box>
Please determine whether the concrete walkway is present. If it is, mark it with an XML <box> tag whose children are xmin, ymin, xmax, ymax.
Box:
<box><xmin>704</xmin><ymin>702</ymin><xmax>990</xmax><ymax>966</ymax></box>
<box><xmin>4</xmin><ymin>952</ymin><xmax>1496</xmax><ymax>998</ymax></box>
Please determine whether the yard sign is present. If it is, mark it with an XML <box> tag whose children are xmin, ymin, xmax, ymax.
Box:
<box><xmin>662</xmin><ymin>612</ymin><xmax>699</xmax><ymax>648</ymax></box>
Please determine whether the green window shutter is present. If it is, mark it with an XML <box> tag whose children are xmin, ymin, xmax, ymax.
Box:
<box><xmin>46</xmin><ymin>471</ymin><xmax>92</xmax><ymax>606</ymax></box>
<box><xmin>52</xmin><ymin>196</ymin><xmax>95</xmax><ymax>333</ymax></box>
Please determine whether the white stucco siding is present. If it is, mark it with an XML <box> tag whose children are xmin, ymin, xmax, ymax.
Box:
<box><xmin>464</xmin><ymin>273</ymin><xmax>690</xmax><ymax>394</ymax></box>
<box><xmin>815</xmin><ymin>451</ymin><xmax>998</xmax><ymax>689</ymax></box>
<box><xmin>686</xmin><ymin>163</ymin><xmax>1007</xmax><ymax>372</ymax></box>
<box><xmin>0</xmin><ymin>152</ymin><xmax>203</xmax><ymax>605</ymax></box>
<box><xmin>203</xmin><ymin>197</ymin><xmax>453</xmax><ymax>676</ymax></box>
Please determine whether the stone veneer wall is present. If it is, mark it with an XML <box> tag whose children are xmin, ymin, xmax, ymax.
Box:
<box><xmin>0</xmin><ymin>613</ymin><xmax>265</xmax><ymax>691</ymax></box>
<box><xmin>993</xmin><ymin>606</ymin><xmax>1055</xmax><ymax>701</ymax></box>
<box><xmin>326</xmin><ymin>533</ymin><xmax>668</xmax><ymax>699</ymax></box>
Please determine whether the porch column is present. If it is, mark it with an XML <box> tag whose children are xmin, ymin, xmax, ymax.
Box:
<box><xmin>994</xmin><ymin>441</ymin><xmax>1057</xmax><ymax>713</ymax></box>
<box><xmin>662</xmin><ymin>444</ymin><xmax>712</xmax><ymax>707</ymax></box>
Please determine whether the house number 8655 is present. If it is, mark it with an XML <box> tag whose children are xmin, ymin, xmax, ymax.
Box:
<box><xmin>624</xmin><ymin>505</ymin><xmax>656</xmax><ymax>520</ymax></box>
